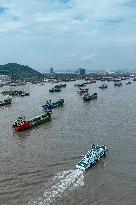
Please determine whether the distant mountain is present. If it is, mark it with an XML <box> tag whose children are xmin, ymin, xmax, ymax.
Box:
<box><xmin>0</xmin><ymin>63</ymin><xmax>42</xmax><ymax>80</ymax></box>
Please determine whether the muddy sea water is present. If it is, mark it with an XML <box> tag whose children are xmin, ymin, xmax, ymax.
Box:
<box><xmin>0</xmin><ymin>80</ymin><xmax>136</xmax><ymax>205</ymax></box>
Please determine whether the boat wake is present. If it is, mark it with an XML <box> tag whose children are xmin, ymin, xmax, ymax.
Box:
<box><xmin>29</xmin><ymin>169</ymin><xmax>84</xmax><ymax>205</ymax></box>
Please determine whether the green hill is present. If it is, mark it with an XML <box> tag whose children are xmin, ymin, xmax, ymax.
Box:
<box><xmin>0</xmin><ymin>63</ymin><xmax>43</xmax><ymax>80</ymax></box>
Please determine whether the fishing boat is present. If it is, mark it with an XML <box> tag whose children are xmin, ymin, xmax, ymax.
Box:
<box><xmin>42</xmin><ymin>99</ymin><xmax>64</xmax><ymax>110</ymax></box>
<box><xmin>77</xmin><ymin>88</ymin><xmax>89</xmax><ymax>94</ymax></box>
<box><xmin>12</xmin><ymin>111</ymin><xmax>51</xmax><ymax>131</ymax></box>
<box><xmin>90</xmin><ymin>79</ymin><xmax>96</xmax><ymax>83</ymax></box>
<box><xmin>114</xmin><ymin>81</ymin><xmax>122</xmax><ymax>86</ymax></box>
<box><xmin>101</xmin><ymin>78</ymin><xmax>106</xmax><ymax>81</ymax></box>
<box><xmin>1</xmin><ymin>90</ymin><xmax>30</xmax><ymax>96</ymax></box>
<box><xmin>99</xmin><ymin>84</ymin><xmax>108</xmax><ymax>89</ymax></box>
<box><xmin>0</xmin><ymin>97</ymin><xmax>12</xmax><ymax>107</ymax></box>
<box><xmin>126</xmin><ymin>81</ymin><xmax>131</xmax><ymax>85</ymax></box>
<box><xmin>0</xmin><ymin>84</ymin><xmax>4</xmax><ymax>87</ymax></box>
<box><xmin>121</xmin><ymin>77</ymin><xmax>127</xmax><ymax>80</ymax></box>
<box><xmin>39</xmin><ymin>83</ymin><xmax>44</xmax><ymax>86</ymax></box>
<box><xmin>49</xmin><ymin>87</ymin><xmax>61</xmax><ymax>92</ymax></box>
<box><xmin>54</xmin><ymin>84</ymin><xmax>66</xmax><ymax>88</ymax></box>
<box><xmin>113</xmin><ymin>78</ymin><xmax>121</xmax><ymax>82</ymax></box>
<box><xmin>20</xmin><ymin>92</ymin><xmax>30</xmax><ymax>96</ymax></box>
<box><xmin>76</xmin><ymin>145</ymin><xmax>107</xmax><ymax>171</ymax></box>
<box><xmin>74</xmin><ymin>83</ymin><xmax>86</xmax><ymax>87</ymax></box>
<box><xmin>83</xmin><ymin>93</ymin><xmax>97</xmax><ymax>101</ymax></box>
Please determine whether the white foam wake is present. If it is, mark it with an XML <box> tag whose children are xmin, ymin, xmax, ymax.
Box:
<box><xmin>29</xmin><ymin>169</ymin><xmax>84</xmax><ymax>205</ymax></box>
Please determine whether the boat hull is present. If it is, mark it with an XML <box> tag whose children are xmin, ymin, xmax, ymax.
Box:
<box><xmin>13</xmin><ymin>122</ymin><xmax>31</xmax><ymax>131</ymax></box>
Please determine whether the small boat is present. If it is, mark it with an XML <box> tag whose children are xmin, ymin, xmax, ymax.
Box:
<box><xmin>49</xmin><ymin>87</ymin><xmax>61</xmax><ymax>92</ymax></box>
<box><xmin>74</xmin><ymin>83</ymin><xmax>86</xmax><ymax>87</ymax></box>
<box><xmin>12</xmin><ymin>111</ymin><xmax>51</xmax><ymax>131</ymax></box>
<box><xmin>126</xmin><ymin>81</ymin><xmax>131</xmax><ymax>85</ymax></box>
<box><xmin>76</xmin><ymin>145</ymin><xmax>107</xmax><ymax>171</ymax></box>
<box><xmin>39</xmin><ymin>83</ymin><xmax>44</xmax><ymax>86</ymax></box>
<box><xmin>0</xmin><ymin>97</ymin><xmax>12</xmax><ymax>107</ymax></box>
<box><xmin>133</xmin><ymin>78</ymin><xmax>136</xmax><ymax>81</ymax></box>
<box><xmin>113</xmin><ymin>78</ymin><xmax>121</xmax><ymax>82</ymax></box>
<box><xmin>54</xmin><ymin>84</ymin><xmax>66</xmax><ymax>88</ymax></box>
<box><xmin>101</xmin><ymin>78</ymin><xmax>106</xmax><ymax>81</ymax></box>
<box><xmin>77</xmin><ymin>88</ymin><xmax>89</xmax><ymax>94</ymax></box>
<box><xmin>0</xmin><ymin>84</ymin><xmax>4</xmax><ymax>87</ymax></box>
<box><xmin>1</xmin><ymin>90</ymin><xmax>30</xmax><ymax>96</ymax></box>
<box><xmin>114</xmin><ymin>81</ymin><xmax>122</xmax><ymax>86</ymax></box>
<box><xmin>121</xmin><ymin>77</ymin><xmax>127</xmax><ymax>80</ymax></box>
<box><xmin>20</xmin><ymin>92</ymin><xmax>30</xmax><ymax>97</ymax></box>
<box><xmin>42</xmin><ymin>99</ymin><xmax>64</xmax><ymax>110</ymax></box>
<box><xmin>83</xmin><ymin>93</ymin><xmax>97</xmax><ymax>101</ymax></box>
<box><xmin>90</xmin><ymin>80</ymin><xmax>96</xmax><ymax>83</ymax></box>
<box><xmin>82</xmin><ymin>82</ymin><xmax>90</xmax><ymax>85</ymax></box>
<box><xmin>99</xmin><ymin>84</ymin><xmax>108</xmax><ymax>89</ymax></box>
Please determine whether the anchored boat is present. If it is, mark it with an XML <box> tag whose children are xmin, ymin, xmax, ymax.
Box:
<box><xmin>42</xmin><ymin>99</ymin><xmax>64</xmax><ymax>110</ymax></box>
<box><xmin>77</xmin><ymin>88</ymin><xmax>89</xmax><ymax>94</ymax></box>
<box><xmin>49</xmin><ymin>87</ymin><xmax>61</xmax><ymax>92</ymax></box>
<box><xmin>83</xmin><ymin>93</ymin><xmax>97</xmax><ymax>101</ymax></box>
<box><xmin>54</xmin><ymin>84</ymin><xmax>66</xmax><ymax>88</ymax></box>
<box><xmin>12</xmin><ymin>111</ymin><xmax>51</xmax><ymax>131</ymax></box>
<box><xmin>1</xmin><ymin>90</ymin><xmax>30</xmax><ymax>97</ymax></box>
<box><xmin>0</xmin><ymin>97</ymin><xmax>12</xmax><ymax>107</ymax></box>
<box><xmin>99</xmin><ymin>84</ymin><xmax>108</xmax><ymax>89</ymax></box>
<box><xmin>74</xmin><ymin>83</ymin><xmax>86</xmax><ymax>87</ymax></box>
<box><xmin>76</xmin><ymin>145</ymin><xmax>107</xmax><ymax>171</ymax></box>
<box><xmin>49</xmin><ymin>84</ymin><xmax>66</xmax><ymax>93</ymax></box>
<box><xmin>114</xmin><ymin>81</ymin><xmax>122</xmax><ymax>86</ymax></box>
<box><xmin>126</xmin><ymin>81</ymin><xmax>131</xmax><ymax>85</ymax></box>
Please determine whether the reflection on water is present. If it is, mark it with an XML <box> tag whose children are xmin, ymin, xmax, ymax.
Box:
<box><xmin>0</xmin><ymin>80</ymin><xmax>136</xmax><ymax>205</ymax></box>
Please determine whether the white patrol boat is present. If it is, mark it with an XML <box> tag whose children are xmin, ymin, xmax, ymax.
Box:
<box><xmin>76</xmin><ymin>145</ymin><xmax>107</xmax><ymax>171</ymax></box>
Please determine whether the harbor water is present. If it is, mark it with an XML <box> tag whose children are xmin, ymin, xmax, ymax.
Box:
<box><xmin>0</xmin><ymin>80</ymin><xmax>136</xmax><ymax>205</ymax></box>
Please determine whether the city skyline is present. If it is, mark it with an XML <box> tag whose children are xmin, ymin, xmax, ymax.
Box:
<box><xmin>0</xmin><ymin>0</ymin><xmax>136</xmax><ymax>71</ymax></box>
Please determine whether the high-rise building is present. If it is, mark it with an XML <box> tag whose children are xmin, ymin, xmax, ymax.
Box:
<box><xmin>78</xmin><ymin>68</ymin><xmax>85</xmax><ymax>75</ymax></box>
<box><xmin>50</xmin><ymin>68</ymin><xmax>54</xmax><ymax>74</ymax></box>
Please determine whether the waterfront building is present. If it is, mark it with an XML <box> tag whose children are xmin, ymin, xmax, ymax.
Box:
<box><xmin>78</xmin><ymin>68</ymin><xmax>86</xmax><ymax>75</ymax></box>
<box><xmin>50</xmin><ymin>68</ymin><xmax>54</xmax><ymax>74</ymax></box>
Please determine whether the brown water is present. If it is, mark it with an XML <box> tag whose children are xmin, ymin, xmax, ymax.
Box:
<box><xmin>0</xmin><ymin>80</ymin><xmax>136</xmax><ymax>205</ymax></box>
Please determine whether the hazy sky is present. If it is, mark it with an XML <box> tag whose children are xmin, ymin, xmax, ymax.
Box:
<box><xmin>0</xmin><ymin>0</ymin><xmax>136</xmax><ymax>71</ymax></box>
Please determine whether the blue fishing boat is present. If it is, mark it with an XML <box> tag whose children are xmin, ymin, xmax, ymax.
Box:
<box><xmin>42</xmin><ymin>99</ymin><xmax>64</xmax><ymax>110</ymax></box>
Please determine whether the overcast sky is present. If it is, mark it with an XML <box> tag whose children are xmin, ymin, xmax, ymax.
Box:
<box><xmin>0</xmin><ymin>0</ymin><xmax>136</xmax><ymax>71</ymax></box>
